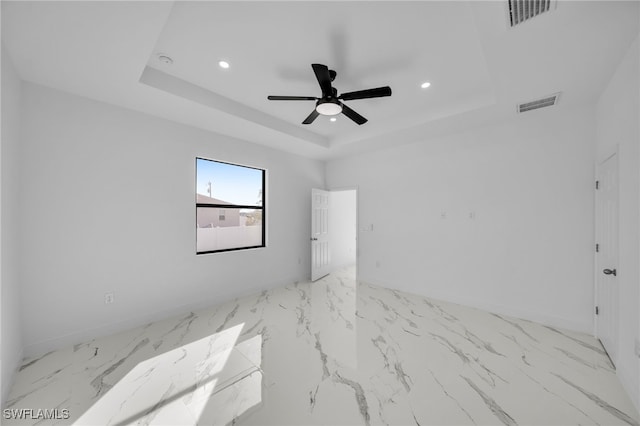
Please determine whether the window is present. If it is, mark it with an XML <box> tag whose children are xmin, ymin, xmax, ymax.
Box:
<box><xmin>196</xmin><ymin>157</ymin><xmax>265</xmax><ymax>254</ymax></box>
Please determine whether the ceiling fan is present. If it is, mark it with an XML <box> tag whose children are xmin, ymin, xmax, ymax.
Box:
<box><xmin>267</xmin><ymin>63</ymin><xmax>392</xmax><ymax>125</ymax></box>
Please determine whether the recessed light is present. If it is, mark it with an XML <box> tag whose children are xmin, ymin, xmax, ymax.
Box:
<box><xmin>421</xmin><ymin>81</ymin><xmax>431</xmax><ymax>89</ymax></box>
<box><xmin>218</xmin><ymin>60</ymin><xmax>230</xmax><ymax>69</ymax></box>
<box><xmin>330</xmin><ymin>117</ymin><xmax>337</xmax><ymax>122</ymax></box>
<box><xmin>158</xmin><ymin>54</ymin><xmax>173</xmax><ymax>65</ymax></box>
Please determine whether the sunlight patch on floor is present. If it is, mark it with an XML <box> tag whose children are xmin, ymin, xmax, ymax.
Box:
<box><xmin>74</xmin><ymin>324</ymin><xmax>262</xmax><ymax>425</ymax></box>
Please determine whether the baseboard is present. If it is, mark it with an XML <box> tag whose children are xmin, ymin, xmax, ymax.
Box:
<box><xmin>617</xmin><ymin>365</ymin><xmax>640</xmax><ymax>416</ymax></box>
<box><xmin>331</xmin><ymin>262</ymin><xmax>356</xmax><ymax>272</ymax></box>
<box><xmin>360</xmin><ymin>277</ymin><xmax>592</xmax><ymax>335</ymax></box>
<box><xmin>438</xmin><ymin>292</ymin><xmax>591</xmax><ymax>334</ymax></box>
<box><xmin>23</xmin><ymin>275</ymin><xmax>305</xmax><ymax>358</ymax></box>
<box><xmin>1</xmin><ymin>346</ymin><xmax>23</xmax><ymax>408</ymax></box>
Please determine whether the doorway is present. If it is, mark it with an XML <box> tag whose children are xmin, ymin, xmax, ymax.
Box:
<box><xmin>329</xmin><ymin>189</ymin><xmax>357</xmax><ymax>274</ymax></box>
<box><xmin>310</xmin><ymin>188</ymin><xmax>357</xmax><ymax>282</ymax></box>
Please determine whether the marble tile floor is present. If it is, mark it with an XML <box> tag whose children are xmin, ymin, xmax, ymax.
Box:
<box><xmin>4</xmin><ymin>266</ymin><xmax>639</xmax><ymax>426</ymax></box>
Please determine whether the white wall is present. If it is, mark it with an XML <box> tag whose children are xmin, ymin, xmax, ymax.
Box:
<box><xmin>1</xmin><ymin>47</ymin><xmax>24</xmax><ymax>405</ymax></box>
<box><xmin>327</xmin><ymin>104</ymin><xmax>596</xmax><ymax>333</ymax></box>
<box><xmin>329</xmin><ymin>190</ymin><xmax>356</xmax><ymax>270</ymax></box>
<box><xmin>17</xmin><ymin>82</ymin><xmax>325</xmax><ymax>356</ymax></box>
<box><xmin>596</xmin><ymin>33</ymin><xmax>640</xmax><ymax>411</ymax></box>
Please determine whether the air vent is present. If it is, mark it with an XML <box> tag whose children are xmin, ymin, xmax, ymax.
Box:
<box><xmin>508</xmin><ymin>0</ymin><xmax>555</xmax><ymax>27</ymax></box>
<box><xmin>518</xmin><ymin>93</ymin><xmax>560</xmax><ymax>113</ymax></box>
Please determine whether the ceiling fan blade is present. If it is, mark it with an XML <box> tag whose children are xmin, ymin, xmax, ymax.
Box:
<box><xmin>311</xmin><ymin>64</ymin><xmax>333</xmax><ymax>97</ymax></box>
<box><xmin>302</xmin><ymin>109</ymin><xmax>320</xmax><ymax>125</ymax></box>
<box><xmin>268</xmin><ymin>95</ymin><xmax>317</xmax><ymax>101</ymax></box>
<box><xmin>341</xmin><ymin>104</ymin><xmax>367</xmax><ymax>125</ymax></box>
<box><xmin>339</xmin><ymin>86</ymin><xmax>392</xmax><ymax>101</ymax></box>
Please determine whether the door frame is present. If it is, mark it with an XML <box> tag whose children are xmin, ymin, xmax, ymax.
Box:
<box><xmin>594</xmin><ymin>147</ymin><xmax>619</xmax><ymax>355</ymax></box>
<box><xmin>329</xmin><ymin>186</ymin><xmax>359</xmax><ymax>283</ymax></box>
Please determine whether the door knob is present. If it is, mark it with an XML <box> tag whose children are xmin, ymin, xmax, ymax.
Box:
<box><xmin>603</xmin><ymin>268</ymin><xmax>617</xmax><ymax>276</ymax></box>
<box><xmin>310</xmin><ymin>237</ymin><xmax>318</xmax><ymax>241</ymax></box>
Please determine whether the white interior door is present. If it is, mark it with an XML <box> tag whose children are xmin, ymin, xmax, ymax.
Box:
<box><xmin>311</xmin><ymin>188</ymin><xmax>330</xmax><ymax>281</ymax></box>
<box><xmin>596</xmin><ymin>153</ymin><xmax>619</xmax><ymax>365</ymax></box>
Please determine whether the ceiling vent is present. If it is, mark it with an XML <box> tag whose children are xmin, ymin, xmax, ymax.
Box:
<box><xmin>508</xmin><ymin>0</ymin><xmax>555</xmax><ymax>27</ymax></box>
<box><xmin>518</xmin><ymin>93</ymin><xmax>560</xmax><ymax>113</ymax></box>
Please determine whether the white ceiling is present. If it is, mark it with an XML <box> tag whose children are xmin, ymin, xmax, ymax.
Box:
<box><xmin>2</xmin><ymin>1</ymin><xmax>639</xmax><ymax>160</ymax></box>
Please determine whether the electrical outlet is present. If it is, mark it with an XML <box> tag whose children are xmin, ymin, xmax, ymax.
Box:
<box><xmin>104</xmin><ymin>292</ymin><xmax>115</xmax><ymax>304</ymax></box>
<box><xmin>376</xmin><ymin>260</ymin><xmax>381</xmax><ymax>268</ymax></box>
<box><xmin>635</xmin><ymin>338</ymin><xmax>640</xmax><ymax>358</ymax></box>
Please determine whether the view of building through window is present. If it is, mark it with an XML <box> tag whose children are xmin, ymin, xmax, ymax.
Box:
<box><xmin>196</xmin><ymin>157</ymin><xmax>265</xmax><ymax>253</ymax></box>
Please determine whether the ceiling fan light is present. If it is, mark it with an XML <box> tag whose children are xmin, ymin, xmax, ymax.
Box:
<box><xmin>316</xmin><ymin>100</ymin><xmax>342</xmax><ymax>116</ymax></box>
